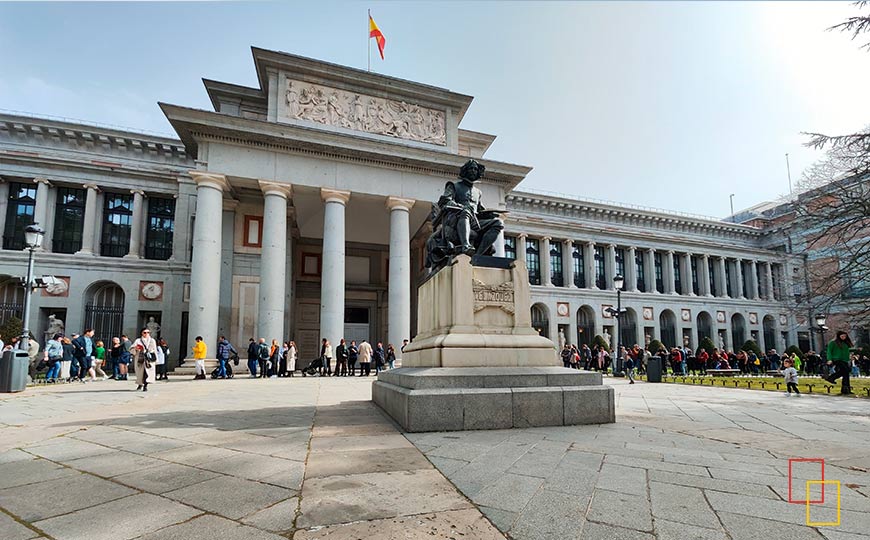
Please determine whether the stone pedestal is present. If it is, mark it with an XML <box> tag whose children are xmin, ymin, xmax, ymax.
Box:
<box><xmin>373</xmin><ymin>255</ymin><xmax>615</xmax><ymax>432</ymax></box>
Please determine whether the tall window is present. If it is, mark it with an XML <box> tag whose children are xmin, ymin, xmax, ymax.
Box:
<box><xmin>3</xmin><ymin>182</ymin><xmax>37</xmax><ymax>250</ymax></box>
<box><xmin>101</xmin><ymin>193</ymin><xmax>133</xmax><ymax>257</ymax></box>
<box><xmin>636</xmin><ymin>251</ymin><xmax>646</xmax><ymax>292</ymax></box>
<box><xmin>673</xmin><ymin>255</ymin><xmax>682</xmax><ymax>294</ymax></box>
<box><xmin>52</xmin><ymin>186</ymin><xmax>86</xmax><ymax>254</ymax></box>
<box><xmin>573</xmin><ymin>244</ymin><xmax>585</xmax><ymax>288</ymax></box>
<box><xmin>709</xmin><ymin>262</ymin><xmax>717</xmax><ymax>296</ymax></box>
<box><xmin>691</xmin><ymin>256</ymin><xmax>700</xmax><ymax>295</ymax></box>
<box><xmin>654</xmin><ymin>252</ymin><xmax>664</xmax><ymax>293</ymax></box>
<box><xmin>526</xmin><ymin>238</ymin><xmax>541</xmax><ymax>285</ymax></box>
<box><xmin>550</xmin><ymin>241</ymin><xmax>563</xmax><ymax>286</ymax></box>
<box><xmin>504</xmin><ymin>235</ymin><xmax>517</xmax><ymax>260</ymax></box>
<box><xmin>145</xmin><ymin>197</ymin><xmax>175</xmax><ymax>260</ymax></box>
<box><xmin>756</xmin><ymin>263</ymin><xmax>764</xmax><ymax>298</ymax></box>
<box><xmin>594</xmin><ymin>246</ymin><xmax>606</xmax><ymax>289</ymax></box>
<box><xmin>725</xmin><ymin>261</ymin><xmax>733</xmax><ymax>297</ymax></box>
<box><xmin>615</xmin><ymin>248</ymin><xmax>625</xmax><ymax>279</ymax></box>
<box><xmin>771</xmin><ymin>264</ymin><xmax>781</xmax><ymax>300</ymax></box>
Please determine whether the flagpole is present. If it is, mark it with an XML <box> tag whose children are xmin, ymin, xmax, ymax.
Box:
<box><xmin>367</xmin><ymin>9</ymin><xmax>371</xmax><ymax>72</ymax></box>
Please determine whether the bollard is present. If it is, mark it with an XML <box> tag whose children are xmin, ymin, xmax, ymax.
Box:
<box><xmin>775</xmin><ymin>383</ymin><xmax>781</xmax><ymax>390</ymax></box>
<box><xmin>807</xmin><ymin>384</ymin><xmax>813</xmax><ymax>393</ymax></box>
<box><xmin>746</xmin><ymin>381</ymin><xmax>751</xmax><ymax>389</ymax></box>
<box><xmin>826</xmin><ymin>386</ymin><xmax>831</xmax><ymax>394</ymax></box>
<box><xmin>734</xmin><ymin>381</ymin><xmax>739</xmax><ymax>388</ymax></box>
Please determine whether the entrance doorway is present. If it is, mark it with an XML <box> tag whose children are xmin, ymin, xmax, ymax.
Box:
<box><xmin>344</xmin><ymin>306</ymin><xmax>370</xmax><ymax>344</ymax></box>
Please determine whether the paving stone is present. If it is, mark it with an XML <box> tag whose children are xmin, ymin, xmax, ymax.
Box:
<box><xmin>509</xmin><ymin>489</ymin><xmax>587</xmax><ymax>540</ymax></box>
<box><xmin>163</xmin><ymin>475</ymin><xmax>292</xmax><ymax>520</ymax></box>
<box><xmin>596</xmin><ymin>463</ymin><xmax>648</xmax><ymax>496</ymax></box>
<box><xmin>705</xmin><ymin>490</ymin><xmax>806</xmax><ymax>525</ymax></box>
<box><xmin>0</xmin><ymin>449</ymin><xmax>34</xmax><ymax>464</ymax></box>
<box><xmin>472</xmin><ymin>473</ymin><xmax>544</xmax><ymax>513</ymax></box>
<box><xmin>478</xmin><ymin>505</ymin><xmax>517</xmax><ymax>532</ymax></box>
<box><xmin>294</xmin><ymin>508</ymin><xmax>506</xmax><ymax>540</ymax></box>
<box><xmin>25</xmin><ymin>438</ymin><xmax>115</xmax><ymax>462</ymax></box>
<box><xmin>507</xmin><ymin>440</ymin><xmax>569</xmax><ymax>479</ymax></box>
<box><xmin>309</xmin><ymin>433</ymin><xmax>413</xmax><ymax>453</ymax></box>
<box><xmin>297</xmin><ymin>469</ymin><xmax>470</xmax><ymax>528</ymax></box>
<box><xmin>587</xmin><ymin>489</ymin><xmax>653</xmax><ymax>533</ymax></box>
<box><xmin>312</xmin><ymin>422</ymin><xmax>395</xmax><ymax>437</ymax></box>
<box><xmin>649</xmin><ymin>481</ymin><xmax>721</xmax><ymax>530</ymax></box>
<box><xmin>542</xmin><ymin>450</ymin><xmax>601</xmax><ymax>497</ymax></box>
<box><xmin>0</xmin><ymin>473</ymin><xmax>136</xmax><ymax>522</ymax></box>
<box><xmin>706</xmin><ymin>466</ymin><xmax>787</xmax><ymax>487</ymax></box>
<box><xmin>580</xmin><ymin>522</ymin><xmax>655</xmax><ymax>540</ymax></box>
<box><xmin>427</xmin><ymin>441</ymin><xmax>492</xmax><ymax>461</ymax></box>
<box><xmin>306</xmin><ymin>447</ymin><xmax>431</xmax><ymax>478</ymax></box>
<box><xmin>113</xmin><ymin>462</ymin><xmax>221</xmax><ymax>493</ymax></box>
<box><xmin>717</xmin><ymin>511</ymin><xmax>825</xmax><ymax>540</ymax></box>
<box><xmin>604</xmin><ymin>455</ymin><xmax>709</xmax><ymax>477</ymax></box>
<box><xmin>33</xmin><ymin>493</ymin><xmax>201</xmax><ymax>540</ymax></box>
<box><xmin>200</xmin><ymin>453</ymin><xmax>305</xmax><ymax>489</ymax></box>
<box><xmin>648</xmin><ymin>469</ymin><xmax>779</xmax><ymax>499</ymax></box>
<box><xmin>148</xmin><ymin>444</ymin><xmax>242</xmax><ymax>465</ymax></box>
<box><xmin>241</xmin><ymin>497</ymin><xmax>298</xmax><ymax>533</ymax></box>
<box><xmin>0</xmin><ymin>510</ymin><xmax>40</xmax><ymax>540</ymax></box>
<box><xmin>425</xmin><ymin>455</ymin><xmax>469</xmax><ymax>477</ymax></box>
<box><xmin>653</xmin><ymin>519</ymin><xmax>729</xmax><ymax>540</ymax></box>
<box><xmin>62</xmin><ymin>450</ymin><xmax>166</xmax><ymax>477</ymax></box>
<box><xmin>140</xmin><ymin>514</ymin><xmax>287</xmax><ymax>540</ymax></box>
<box><xmin>0</xmin><ymin>457</ymin><xmax>79</xmax><ymax>489</ymax></box>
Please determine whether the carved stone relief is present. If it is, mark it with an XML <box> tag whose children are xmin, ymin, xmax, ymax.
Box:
<box><xmin>472</xmin><ymin>279</ymin><xmax>515</xmax><ymax>315</ymax></box>
<box><xmin>284</xmin><ymin>79</ymin><xmax>446</xmax><ymax>145</ymax></box>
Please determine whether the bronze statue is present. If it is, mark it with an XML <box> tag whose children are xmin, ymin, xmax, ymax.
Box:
<box><xmin>425</xmin><ymin>159</ymin><xmax>505</xmax><ymax>272</ymax></box>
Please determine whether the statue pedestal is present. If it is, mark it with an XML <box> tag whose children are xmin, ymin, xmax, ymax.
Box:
<box><xmin>373</xmin><ymin>255</ymin><xmax>615</xmax><ymax>432</ymax></box>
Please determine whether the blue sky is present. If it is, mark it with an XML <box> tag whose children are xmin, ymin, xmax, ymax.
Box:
<box><xmin>1</xmin><ymin>1</ymin><xmax>868</xmax><ymax>218</ymax></box>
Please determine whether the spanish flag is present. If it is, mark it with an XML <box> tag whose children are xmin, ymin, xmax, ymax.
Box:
<box><xmin>369</xmin><ymin>13</ymin><xmax>386</xmax><ymax>60</ymax></box>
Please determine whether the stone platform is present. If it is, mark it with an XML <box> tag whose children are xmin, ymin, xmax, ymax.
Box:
<box><xmin>373</xmin><ymin>367</ymin><xmax>614</xmax><ymax>432</ymax></box>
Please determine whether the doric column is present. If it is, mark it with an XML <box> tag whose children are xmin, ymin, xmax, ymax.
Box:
<box><xmin>125</xmin><ymin>190</ymin><xmax>145</xmax><ymax>258</ymax></box>
<box><xmin>517</xmin><ymin>234</ymin><xmax>527</xmax><ymax>269</ymax></box>
<box><xmin>188</xmin><ymin>172</ymin><xmax>229</xmax><ymax>354</ymax></box>
<box><xmin>585</xmin><ymin>241</ymin><xmax>597</xmax><ymax>289</ymax></box>
<box><xmin>717</xmin><ymin>257</ymin><xmax>728</xmax><ymax>298</ymax></box>
<box><xmin>541</xmin><ymin>236</ymin><xmax>553</xmax><ymax>287</ymax></box>
<box><xmin>749</xmin><ymin>260</ymin><xmax>760</xmax><ymax>299</ymax></box>
<box><xmin>734</xmin><ymin>258</ymin><xmax>745</xmax><ymax>299</ymax></box>
<box><xmin>258</xmin><ymin>181</ymin><xmax>292</xmax><ymax>343</ymax></box>
<box><xmin>682</xmin><ymin>252</ymin><xmax>695</xmax><ymax>296</ymax></box>
<box><xmin>387</xmin><ymin>196</ymin><xmax>414</xmax><ymax>357</ymax></box>
<box><xmin>76</xmin><ymin>183</ymin><xmax>100</xmax><ymax>255</ymax></box>
<box><xmin>664</xmin><ymin>250</ymin><xmax>676</xmax><ymax>294</ymax></box>
<box><xmin>563</xmin><ymin>239</ymin><xmax>576</xmax><ymax>288</ymax></box>
<box><xmin>645</xmin><ymin>248</ymin><xmax>656</xmax><ymax>293</ymax></box>
<box><xmin>700</xmin><ymin>254</ymin><xmax>712</xmax><ymax>297</ymax></box>
<box><xmin>606</xmin><ymin>243</ymin><xmax>616</xmax><ymax>290</ymax></box>
<box><xmin>626</xmin><ymin>246</ymin><xmax>638</xmax><ymax>292</ymax></box>
<box><xmin>33</xmin><ymin>178</ymin><xmax>51</xmax><ymax>250</ymax></box>
<box><xmin>320</xmin><ymin>188</ymin><xmax>351</xmax><ymax>349</ymax></box>
<box><xmin>764</xmin><ymin>262</ymin><xmax>774</xmax><ymax>301</ymax></box>
<box><xmin>493</xmin><ymin>230</ymin><xmax>506</xmax><ymax>257</ymax></box>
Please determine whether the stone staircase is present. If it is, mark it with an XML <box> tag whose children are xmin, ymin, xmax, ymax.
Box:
<box><xmin>170</xmin><ymin>359</ymin><xmax>252</xmax><ymax>376</ymax></box>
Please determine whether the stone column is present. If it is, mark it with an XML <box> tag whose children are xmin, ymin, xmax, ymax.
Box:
<box><xmin>125</xmin><ymin>190</ymin><xmax>145</xmax><ymax>258</ymax></box>
<box><xmin>540</xmin><ymin>237</ymin><xmax>552</xmax><ymax>286</ymax></box>
<box><xmin>645</xmin><ymin>248</ymin><xmax>656</xmax><ymax>293</ymax></box>
<box><xmin>493</xmin><ymin>230</ymin><xmax>506</xmax><ymax>257</ymax></box>
<box><xmin>76</xmin><ymin>183</ymin><xmax>100</xmax><ymax>255</ymax></box>
<box><xmin>664</xmin><ymin>250</ymin><xmax>676</xmax><ymax>294</ymax></box>
<box><xmin>749</xmin><ymin>260</ymin><xmax>760</xmax><ymax>299</ymax></box>
<box><xmin>717</xmin><ymin>257</ymin><xmax>728</xmax><ymax>298</ymax></box>
<box><xmin>258</xmin><ymin>181</ymin><xmax>292</xmax><ymax>343</ymax></box>
<box><xmin>764</xmin><ymin>262</ymin><xmax>774</xmax><ymax>301</ymax></box>
<box><xmin>516</xmin><ymin>233</ymin><xmax>527</xmax><ymax>266</ymax></box>
<box><xmin>735</xmin><ymin>259</ymin><xmax>745</xmax><ymax>299</ymax></box>
<box><xmin>387</xmin><ymin>197</ymin><xmax>414</xmax><ymax>357</ymax></box>
<box><xmin>585</xmin><ymin>241</ymin><xmax>597</xmax><ymax>289</ymax></box>
<box><xmin>33</xmin><ymin>178</ymin><xmax>51</xmax><ymax>249</ymax></box>
<box><xmin>606</xmin><ymin>243</ymin><xmax>616</xmax><ymax>290</ymax></box>
<box><xmin>0</xmin><ymin>180</ymin><xmax>9</xmax><ymax>242</ymax></box>
<box><xmin>563</xmin><ymin>239</ymin><xmax>575</xmax><ymax>288</ymax></box>
<box><xmin>699</xmin><ymin>254</ymin><xmax>712</xmax><ymax>297</ymax></box>
<box><xmin>320</xmin><ymin>188</ymin><xmax>351</xmax><ymax>349</ymax></box>
<box><xmin>682</xmin><ymin>252</ymin><xmax>695</xmax><ymax>296</ymax></box>
<box><xmin>188</xmin><ymin>172</ymin><xmax>229</xmax><ymax>354</ymax></box>
<box><xmin>626</xmin><ymin>246</ymin><xmax>638</xmax><ymax>292</ymax></box>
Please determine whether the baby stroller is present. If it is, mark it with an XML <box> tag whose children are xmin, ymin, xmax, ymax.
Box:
<box><xmin>210</xmin><ymin>361</ymin><xmax>235</xmax><ymax>379</ymax></box>
<box><xmin>301</xmin><ymin>357</ymin><xmax>323</xmax><ymax>376</ymax></box>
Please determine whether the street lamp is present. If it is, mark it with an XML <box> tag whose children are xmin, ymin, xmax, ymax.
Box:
<box><xmin>19</xmin><ymin>224</ymin><xmax>45</xmax><ymax>353</ymax></box>
<box><xmin>814</xmin><ymin>314</ymin><xmax>828</xmax><ymax>360</ymax></box>
<box><xmin>610</xmin><ymin>274</ymin><xmax>625</xmax><ymax>375</ymax></box>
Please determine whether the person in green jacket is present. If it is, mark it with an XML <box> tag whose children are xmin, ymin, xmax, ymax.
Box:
<box><xmin>824</xmin><ymin>331</ymin><xmax>853</xmax><ymax>395</ymax></box>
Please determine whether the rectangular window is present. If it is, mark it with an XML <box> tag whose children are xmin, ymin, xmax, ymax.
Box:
<box><xmin>243</xmin><ymin>215</ymin><xmax>263</xmax><ymax>247</ymax></box>
<box><xmin>594</xmin><ymin>246</ymin><xmax>606</xmax><ymax>289</ymax></box>
<box><xmin>101</xmin><ymin>193</ymin><xmax>133</xmax><ymax>257</ymax></box>
<box><xmin>145</xmin><ymin>197</ymin><xmax>175</xmax><ymax>260</ymax></box>
<box><xmin>654</xmin><ymin>252</ymin><xmax>664</xmax><ymax>293</ymax></box>
<box><xmin>526</xmin><ymin>238</ymin><xmax>541</xmax><ymax>285</ymax></box>
<box><xmin>709</xmin><ymin>262</ymin><xmax>717</xmax><ymax>296</ymax></box>
<box><xmin>550</xmin><ymin>241</ymin><xmax>563</xmax><ymax>286</ymax></box>
<box><xmin>673</xmin><ymin>254</ymin><xmax>682</xmax><ymax>294</ymax></box>
<box><xmin>741</xmin><ymin>262</ymin><xmax>748</xmax><ymax>298</ymax></box>
<box><xmin>573</xmin><ymin>243</ymin><xmax>585</xmax><ymax>288</ymax></box>
<box><xmin>691</xmin><ymin>256</ymin><xmax>700</xmax><ymax>295</ymax></box>
<box><xmin>52</xmin><ymin>186</ymin><xmax>86</xmax><ymax>253</ymax></box>
<box><xmin>771</xmin><ymin>264</ymin><xmax>781</xmax><ymax>300</ymax></box>
<box><xmin>636</xmin><ymin>250</ymin><xmax>646</xmax><ymax>292</ymax></box>
<box><xmin>504</xmin><ymin>235</ymin><xmax>517</xmax><ymax>260</ymax></box>
<box><xmin>3</xmin><ymin>182</ymin><xmax>37</xmax><ymax>250</ymax></box>
<box><xmin>725</xmin><ymin>261</ymin><xmax>733</xmax><ymax>297</ymax></box>
<box><xmin>615</xmin><ymin>248</ymin><xmax>625</xmax><ymax>279</ymax></box>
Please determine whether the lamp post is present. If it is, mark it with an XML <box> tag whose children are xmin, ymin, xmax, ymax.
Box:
<box><xmin>815</xmin><ymin>314</ymin><xmax>828</xmax><ymax>361</ymax></box>
<box><xmin>612</xmin><ymin>274</ymin><xmax>625</xmax><ymax>374</ymax></box>
<box><xmin>19</xmin><ymin>224</ymin><xmax>45</xmax><ymax>353</ymax></box>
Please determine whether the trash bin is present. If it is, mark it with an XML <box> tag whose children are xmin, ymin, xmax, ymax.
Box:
<box><xmin>613</xmin><ymin>357</ymin><xmax>625</xmax><ymax>377</ymax></box>
<box><xmin>0</xmin><ymin>349</ymin><xmax>30</xmax><ymax>393</ymax></box>
<box><xmin>647</xmin><ymin>356</ymin><xmax>662</xmax><ymax>383</ymax></box>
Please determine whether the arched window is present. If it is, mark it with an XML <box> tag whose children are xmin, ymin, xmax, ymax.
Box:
<box><xmin>531</xmin><ymin>303</ymin><xmax>549</xmax><ymax>338</ymax></box>
<box><xmin>84</xmin><ymin>282</ymin><xmax>126</xmax><ymax>342</ymax></box>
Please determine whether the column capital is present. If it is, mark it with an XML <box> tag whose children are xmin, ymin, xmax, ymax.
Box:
<box><xmin>189</xmin><ymin>171</ymin><xmax>229</xmax><ymax>192</ymax></box>
<box><xmin>83</xmin><ymin>183</ymin><xmax>100</xmax><ymax>192</ymax></box>
<box><xmin>518</xmin><ymin>233</ymin><xmax>528</xmax><ymax>240</ymax></box>
<box><xmin>666</xmin><ymin>249</ymin><xmax>675</xmax><ymax>255</ymax></box>
<box><xmin>33</xmin><ymin>177</ymin><xmax>51</xmax><ymax>186</ymax></box>
<box><xmin>258</xmin><ymin>180</ymin><xmax>293</xmax><ymax>199</ymax></box>
<box><xmin>586</xmin><ymin>240</ymin><xmax>595</xmax><ymax>247</ymax></box>
<box><xmin>542</xmin><ymin>236</ymin><xmax>552</xmax><ymax>242</ymax></box>
<box><xmin>563</xmin><ymin>238</ymin><xmax>573</xmax><ymax>246</ymax></box>
<box><xmin>386</xmin><ymin>196</ymin><xmax>415</xmax><ymax>212</ymax></box>
<box><xmin>321</xmin><ymin>188</ymin><xmax>351</xmax><ymax>205</ymax></box>
<box><xmin>130</xmin><ymin>189</ymin><xmax>145</xmax><ymax>197</ymax></box>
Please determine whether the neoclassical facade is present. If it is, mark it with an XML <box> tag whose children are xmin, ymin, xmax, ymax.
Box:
<box><xmin>0</xmin><ymin>48</ymin><xmax>803</xmax><ymax>363</ymax></box>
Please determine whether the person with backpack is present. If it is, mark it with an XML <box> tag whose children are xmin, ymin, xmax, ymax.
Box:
<box><xmin>257</xmin><ymin>338</ymin><xmax>271</xmax><ymax>378</ymax></box>
<box><xmin>216</xmin><ymin>335</ymin><xmax>237</xmax><ymax>379</ymax></box>
<box><xmin>246</xmin><ymin>338</ymin><xmax>259</xmax><ymax>378</ymax></box>
<box><xmin>44</xmin><ymin>333</ymin><xmax>63</xmax><ymax>383</ymax></box>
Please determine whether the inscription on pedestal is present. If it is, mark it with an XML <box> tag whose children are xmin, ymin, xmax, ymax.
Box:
<box><xmin>472</xmin><ymin>279</ymin><xmax>515</xmax><ymax>315</ymax></box>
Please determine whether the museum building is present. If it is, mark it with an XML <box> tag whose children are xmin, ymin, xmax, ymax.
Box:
<box><xmin>0</xmin><ymin>48</ymin><xmax>804</xmax><ymax>363</ymax></box>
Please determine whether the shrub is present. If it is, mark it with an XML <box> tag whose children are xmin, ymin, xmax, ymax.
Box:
<box><xmin>698</xmin><ymin>337</ymin><xmax>716</xmax><ymax>356</ymax></box>
<box><xmin>0</xmin><ymin>317</ymin><xmax>23</xmax><ymax>345</ymax></box>
<box><xmin>592</xmin><ymin>334</ymin><xmax>611</xmax><ymax>352</ymax></box>
<box><xmin>741</xmin><ymin>339</ymin><xmax>763</xmax><ymax>357</ymax></box>
<box><xmin>784</xmin><ymin>345</ymin><xmax>804</xmax><ymax>359</ymax></box>
<box><xmin>647</xmin><ymin>339</ymin><xmax>665</xmax><ymax>355</ymax></box>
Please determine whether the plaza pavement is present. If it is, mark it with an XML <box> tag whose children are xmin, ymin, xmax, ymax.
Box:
<box><xmin>0</xmin><ymin>375</ymin><xmax>867</xmax><ymax>540</ymax></box>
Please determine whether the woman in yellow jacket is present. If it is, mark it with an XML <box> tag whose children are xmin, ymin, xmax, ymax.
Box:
<box><xmin>192</xmin><ymin>336</ymin><xmax>207</xmax><ymax>380</ymax></box>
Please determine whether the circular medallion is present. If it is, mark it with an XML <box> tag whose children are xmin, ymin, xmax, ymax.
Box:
<box><xmin>141</xmin><ymin>282</ymin><xmax>163</xmax><ymax>300</ymax></box>
<box><xmin>557</xmin><ymin>303</ymin><xmax>569</xmax><ymax>317</ymax></box>
<box><xmin>45</xmin><ymin>279</ymin><xmax>68</xmax><ymax>296</ymax></box>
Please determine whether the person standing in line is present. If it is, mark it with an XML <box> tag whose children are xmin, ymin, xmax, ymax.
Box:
<box><xmin>269</xmin><ymin>339</ymin><xmax>280</xmax><ymax>378</ymax></box>
<box><xmin>347</xmin><ymin>340</ymin><xmax>358</xmax><ymax>376</ymax></box>
<box><xmin>246</xmin><ymin>338</ymin><xmax>258</xmax><ymax>378</ymax></box>
<box><xmin>61</xmin><ymin>336</ymin><xmax>76</xmax><ymax>383</ymax></box>
<box><xmin>334</xmin><ymin>339</ymin><xmax>348</xmax><ymax>376</ymax></box>
<box><xmin>358</xmin><ymin>339</ymin><xmax>372</xmax><ymax>376</ymax></box>
<box><xmin>286</xmin><ymin>341</ymin><xmax>297</xmax><ymax>376</ymax></box>
<box><xmin>109</xmin><ymin>337</ymin><xmax>122</xmax><ymax>380</ymax></box>
<box><xmin>279</xmin><ymin>342</ymin><xmax>289</xmax><ymax>377</ymax></box>
<box><xmin>373</xmin><ymin>342</ymin><xmax>385</xmax><ymax>375</ymax></box>
<box><xmin>132</xmin><ymin>328</ymin><xmax>157</xmax><ymax>391</ymax></box>
<box><xmin>624</xmin><ymin>352</ymin><xmax>635</xmax><ymax>384</ymax></box>
<box><xmin>192</xmin><ymin>336</ymin><xmax>207</xmax><ymax>380</ymax></box>
<box><xmin>386</xmin><ymin>344</ymin><xmax>396</xmax><ymax>370</ymax></box>
<box><xmin>93</xmin><ymin>340</ymin><xmax>108</xmax><ymax>380</ymax></box>
<box><xmin>69</xmin><ymin>333</ymin><xmax>83</xmax><ymax>382</ymax></box>
<box><xmin>44</xmin><ymin>334</ymin><xmax>63</xmax><ymax>383</ymax></box>
<box><xmin>157</xmin><ymin>338</ymin><xmax>170</xmax><ymax>381</ymax></box>
<box><xmin>560</xmin><ymin>344</ymin><xmax>572</xmax><ymax>368</ymax></box>
<box><xmin>257</xmin><ymin>338</ymin><xmax>270</xmax><ymax>378</ymax></box>
<box><xmin>120</xmin><ymin>334</ymin><xmax>133</xmax><ymax>379</ymax></box>
<box><xmin>216</xmin><ymin>335</ymin><xmax>236</xmax><ymax>379</ymax></box>
<box><xmin>824</xmin><ymin>331</ymin><xmax>854</xmax><ymax>395</ymax></box>
<box><xmin>782</xmin><ymin>358</ymin><xmax>800</xmax><ymax>396</ymax></box>
<box><xmin>154</xmin><ymin>339</ymin><xmax>166</xmax><ymax>381</ymax></box>
<box><xmin>319</xmin><ymin>338</ymin><xmax>333</xmax><ymax>376</ymax></box>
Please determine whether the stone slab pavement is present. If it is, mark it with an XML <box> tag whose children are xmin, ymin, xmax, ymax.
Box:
<box><xmin>1</xmin><ymin>374</ymin><xmax>868</xmax><ymax>539</ymax></box>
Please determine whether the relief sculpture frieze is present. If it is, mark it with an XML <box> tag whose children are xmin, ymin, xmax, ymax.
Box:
<box><xmin>284</xmin><ymin>79</ymin><xmax>446</xmax><ymax>145</ymax></box>
<box><xmin>472</xmin><ymin>279</ymin><xmax>515</xmax><ymax>315</ymax></box>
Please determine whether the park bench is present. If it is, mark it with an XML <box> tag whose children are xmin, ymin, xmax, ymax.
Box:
<box><xmin>707</xmin><ymin>369</ymin><xmax>741</xmax><ymax>377</ymax></box>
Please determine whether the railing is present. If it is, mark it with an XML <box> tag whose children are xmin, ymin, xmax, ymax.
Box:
<box><xmin>0</xmin><ymin>107</ymin><xmax>177</xmax><ymax>140</ymax></box>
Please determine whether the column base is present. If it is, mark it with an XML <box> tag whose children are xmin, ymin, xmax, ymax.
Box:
<box><xmin>123</xmin><ymin>253</ymin><xmax>141</xmax><ymax>259</ymax></box>
<box><xmin>74</xmin><ymin>250</ymin><xmax>95</xmax><ymax>256</ymax></box>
